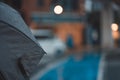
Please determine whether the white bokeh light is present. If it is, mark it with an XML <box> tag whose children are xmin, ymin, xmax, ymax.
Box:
<box><xmin>54</xmin><ymin>5</ymin><xmax>63</xmax><ymax>14</ymax></box>
<box><xmin>111</xmin><ymin>23</ymin><xmax>119</xmax><ymax>32</ymax></box>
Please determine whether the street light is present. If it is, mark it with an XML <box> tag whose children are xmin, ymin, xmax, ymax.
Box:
<box><xmin>54</xmin><ymin>5</ymin><xmax>63</xmax><ymax>14</ymax></box>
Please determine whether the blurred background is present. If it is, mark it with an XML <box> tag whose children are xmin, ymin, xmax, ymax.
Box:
<box><xmin>19</xmin><ymin>0</ymin><xmax>120</xmax><ymax>80</ymax></box>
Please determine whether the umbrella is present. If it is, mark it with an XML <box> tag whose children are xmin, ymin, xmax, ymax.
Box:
<box><xmin>0</xmin><ymin>2</ymin><xmax>46</xmax><ymax>80</ymax></box>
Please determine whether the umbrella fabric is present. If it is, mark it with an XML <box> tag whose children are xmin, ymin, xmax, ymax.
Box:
<box><xmin>0</xmin><ymin>2</ymin><xmax>45</xmax><ymax>80</ymax></box>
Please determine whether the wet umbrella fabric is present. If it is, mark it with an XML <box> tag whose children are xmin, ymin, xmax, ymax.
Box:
<box><xmin>0</xmin><ymin>2</ymin><xmax>45</xmax><ymax>80</ymax></box>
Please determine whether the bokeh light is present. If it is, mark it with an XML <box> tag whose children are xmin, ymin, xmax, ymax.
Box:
<box><xmin>54</xmin><ymin>5</ymin><xmax>63</xmax><ymax>14</ymax></box>
<box><xmin>111</xmin><ymin>23</ymin><xmax>119</xmax><ymax>31</ymax></box>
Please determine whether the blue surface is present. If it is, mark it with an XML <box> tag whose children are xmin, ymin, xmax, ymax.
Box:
<box><xmin>39</xmin><ymin>52</ymin><xmax>101</xmax><ymax>80</ymax></box>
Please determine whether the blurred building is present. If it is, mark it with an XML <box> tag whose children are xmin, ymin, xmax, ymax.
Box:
<box><xmin>21</xmin><ymin>0</ymin><xmax>120</xmax><ymax>49</ymax></box>
<box><xmin>21</xmin><ymin>0</ymin><xmax>85</xmax><ymax>26</ymax></box>
<box><xmin>21</xmin><ymin>0</ymin><xmax>86</xmax><ymax>50</ymax></box>
<box><xmin>21</xmin><ymin>0</ymin><xmax>52</xmax><ymax>25</ymax></box>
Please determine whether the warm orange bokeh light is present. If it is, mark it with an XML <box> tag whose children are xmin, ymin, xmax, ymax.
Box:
<box><xmin>111</xmin><ymin>23</ymin><xmax>119</xmax><ymax>32</ymax></box>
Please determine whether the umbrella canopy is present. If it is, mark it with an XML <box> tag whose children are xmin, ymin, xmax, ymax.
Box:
<box><xmin>0</xmin><ymin>2</ymin><xmax>46</xmax><ymax>80</ymax></box>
